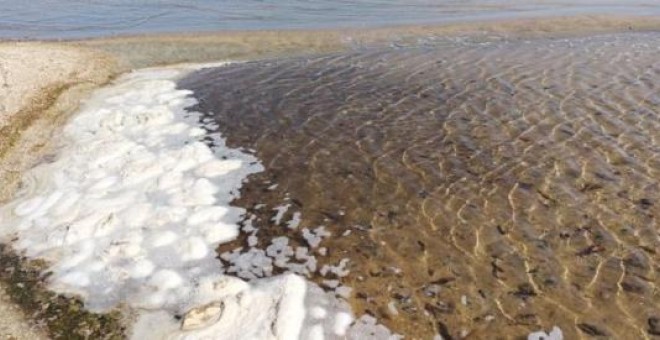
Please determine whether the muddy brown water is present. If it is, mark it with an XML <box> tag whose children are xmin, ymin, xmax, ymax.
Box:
<box><xmin>179</xmin><ymin>33</ymin><xmax>660</xmax><ymax>339</ymax></box>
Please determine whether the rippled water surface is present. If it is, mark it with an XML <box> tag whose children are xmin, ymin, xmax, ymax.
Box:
<box><xmin>179</xmin><ymin>33</ymin><xmax>660</xmax><ymax>339</ymax></box>
<box><xmin>1</xmin><ymin>0</ymin><xmax>659</xmax><ymax>39</ymax></box>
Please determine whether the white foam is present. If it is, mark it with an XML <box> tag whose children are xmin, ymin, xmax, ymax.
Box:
<box><xmin>320</xmin><ymin>258</ymin><xmax>350</xmax><ymax>277</ymax></box>
<box><xmin>334</xmin><ymin>312</ymin><xmax>354</xmax><ymax>336</ymax></box>
<box><xmin>0</xmin><ymin>69</ymin><xmax>258</xmax><ymax>312</ymax></box>
<box><xmin>0</xmin><ymin>64</ymin><xmax>397</xmax><ymax>339</ymax></box>
<box><xmin>287</xmin><ymin>211</ymin><xmax>302</xmax><ymax>229</ymax></box>
<box><xmin>528</xmin><ymin>326</ymin><xmax>563</xmax><ymax>340</ymax></box>
<box><xmin>272</xmin><ymin>203</ymin><xmax>290</xmax><ymax>225</ymax></box>
<box><xmin>302</xmin><ymin>226</ymin><xmax>331</xmax><ymax>248</ymax></box>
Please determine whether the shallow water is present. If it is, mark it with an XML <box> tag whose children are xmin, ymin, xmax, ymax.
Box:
<box><xmin>1</xmin><ymin>0</ymin><xmax>659</xmax><ymax>39</ymax></box>
<box><xmin>179</xmin><ymin>33</ymin><xmax>660</xmax><ymax>339</ymax></box>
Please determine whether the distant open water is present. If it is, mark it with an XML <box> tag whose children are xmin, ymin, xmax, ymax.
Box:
<box><xmin>0</xmin><ymin>0</ymin><xmax>659</xmax><ymax>39</ymax></box>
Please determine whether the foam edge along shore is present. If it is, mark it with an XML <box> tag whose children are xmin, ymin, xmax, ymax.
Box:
<box><xmin>0</xmin><ymin>63</ymin><xmax>405</xmax><ymax>339</ymax></box>
<box><xmin>3</xmin><ymin>15</ymin><xmax>659</xmax><ymax>338</ymax></box>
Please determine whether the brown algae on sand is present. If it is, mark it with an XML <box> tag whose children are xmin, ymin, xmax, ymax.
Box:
<box><xmin>0</xmin><ymin>245</ymin><xmax>126</xmax><ymax>339</ymax></box>
<box><xmin>179</xmin><ymin>32</ymin><xmax>660</xmax><ymax>339</ymax></box>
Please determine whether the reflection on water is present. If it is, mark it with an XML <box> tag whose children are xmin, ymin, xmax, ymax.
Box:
<box><xmin>1</xmin><ymin>0</ymin><xmax>659</xmax><ymax>39</ymax></box>
<box><xmin>179</xmin><ymin>33</ymin><xmax>660</xmax><ymax>339</ymax></box>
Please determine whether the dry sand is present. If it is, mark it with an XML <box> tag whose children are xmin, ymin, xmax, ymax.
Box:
<box><xmin>0</xmin><ymin>43</ymin><xmax>117</xmax><ymax>130</ymax></box>
<box><xmin>0</xmin><ymin>43</ymin><xmax>116</xmax><ymax>202</ymax></box>
<box><xmin>0</xmin><ymin>14</ymin><xmax>659</xmax><ymax>338</ymax></box>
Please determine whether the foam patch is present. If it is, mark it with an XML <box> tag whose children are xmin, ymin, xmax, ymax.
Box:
<box><xmin>0</xmin><ymin>65</ymin><xmax>400</xmax><ymax>339</ymax></box>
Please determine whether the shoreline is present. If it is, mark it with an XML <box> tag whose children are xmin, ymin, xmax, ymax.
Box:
<box><xmin>0</xmin><ymin>14</ymin><xmax>659</xmax><ymax>338</ymax></box>
<box><xmin>67</xmin><ymin>15</ymin><xmax>660</xmax><ymax>69</ymax></box>
<box><xmin>8</xmin><ymin>13</ymin><xmax>658</xmax><ymax>201</ymax></box>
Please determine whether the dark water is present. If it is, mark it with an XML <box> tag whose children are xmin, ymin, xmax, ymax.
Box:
<box><xmin>0</xmin><ymin>0</ymin><xmax>659</xmax><ymax>39</ymax></box>
<box><xmin>179</xmin><ymin>33</ymin><xmax>660</xmax><ymax>339</ymax></box>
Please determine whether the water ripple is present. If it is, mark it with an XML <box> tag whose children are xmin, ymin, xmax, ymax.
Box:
<box><xmin>179</xmin><ymin>33</ymin><xmax>660</xmax><ymax>339</ymax></box>
<box><xmin>1</xmin><ymin>0</ymin><xmax>659</xmax><ymax>39</ymax></box>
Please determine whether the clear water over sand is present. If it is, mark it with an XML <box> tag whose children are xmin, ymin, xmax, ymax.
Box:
<box><xmin>0</xmin><ymin>0</ymin><xmax>659</xmax><ymax>39</ymax></box>
<box><xmin>179</xmin><ymin>33</ymin><xmax>660</xmax><ymax>339</ymax></box>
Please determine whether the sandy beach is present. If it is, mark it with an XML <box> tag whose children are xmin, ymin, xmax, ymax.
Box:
<box><xmin>0</xmin><ymin>43</ymin><xmax>116</xmax><ymax>201</ymax></box>
<box><xmin>0</xmin><ymin>14</ymin><xmax>660</xmax><ymax>338</ymax></box>
<box><xmin>0</xmin><ymin>43</ymin><xmax>118</xmax><ymax>339</ymax></box>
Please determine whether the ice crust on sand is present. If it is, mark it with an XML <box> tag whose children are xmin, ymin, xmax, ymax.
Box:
<box><xmin>0</xmin><ymin>65</ymin><xmax>397</xmax><ymax>339</ymax></box>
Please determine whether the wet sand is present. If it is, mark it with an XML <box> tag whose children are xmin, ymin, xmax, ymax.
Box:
<box><xmin>179</xmin><ymin>33</ymin><xmax>660</xmax><ymax>338</ymax></box>
<box><xmin>0</xmin><ymin>14</ymin><xmax>659</xmax><ymax>338</ymax></box>
<box><xmin>67</xmin><ymin>15</ymin><xmax>660</xmax><ymax>69</ymax></box>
